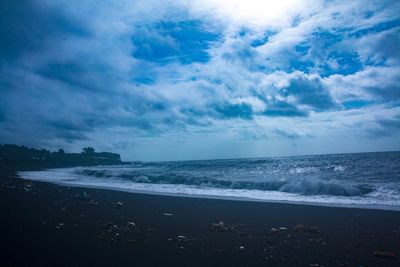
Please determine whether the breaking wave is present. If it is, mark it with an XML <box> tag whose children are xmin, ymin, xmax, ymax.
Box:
<box><xmin>18</xmin><ymin>151</ymin><xmax>400</xmax><ymax>210</ymax></box>
<box><xmin>76</xmin><ymin>169</ymin><xmax>373</xmax><ymax>197</ymax></box>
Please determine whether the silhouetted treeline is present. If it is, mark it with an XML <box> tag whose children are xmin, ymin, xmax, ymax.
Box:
<box><xmin>0</xmin><ymin>144</ymin><xmax>123</xmax><ymax>170</ymax></box>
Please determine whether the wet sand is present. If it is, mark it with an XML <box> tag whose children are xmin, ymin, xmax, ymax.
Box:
<box><xmin>1</xmin><ymin>169</ymin><xmax>400</xmax><ymax>266</ymax></box>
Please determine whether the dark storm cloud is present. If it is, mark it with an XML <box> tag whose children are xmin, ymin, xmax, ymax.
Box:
<box><xmin>283</xmin><ymin>76</ymin><xmax>338</xmax><ymax>111</ymax></box>
<box><xmin>35</xmin><ymin>62</ymin><xmax>117</xmax><ymax>93</ymax></box>
<box><xmin>0</xmin><ymin>0</ymin><xmax>89</xmax><ymax>63</ymax></box>
<box><xmin>377</xmin><ymin>116</ymin><xmax>400</xmax><ymax>131</ymax></box>
<box><xmin>362</xmin><ymin>115</ymin><xmax>400</xmax><ymax>138</ymax></box>
<box><xmin>215</xmin><ymin>103</ymin><xmax>254</xmax><ymax>120</ymax></box>
<box><xmin>0</xmin><ymin>0</ymin><xmax>178</xmax><ymax>147</ymax></box>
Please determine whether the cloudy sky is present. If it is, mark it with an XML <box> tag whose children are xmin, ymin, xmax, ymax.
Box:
<box><xmin>1</xmin><ymin>0</ymin><xmax>399</xmax><ymax>161</ymax></box>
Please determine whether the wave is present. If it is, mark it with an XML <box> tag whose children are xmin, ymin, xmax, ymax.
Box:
<box><xmin>18</xmin><ymin>167</ymin><xmax>400</xmax><ymax>210</ymax></box>
<box><xmin>76</xmin><ymin>169</ymin><xmax>373</xmax><ymax>197</ymax></box>
<box><xmin>17</xmin><ymin>152</ymin><xmax>400</xmax><ymax>210</ymax></box>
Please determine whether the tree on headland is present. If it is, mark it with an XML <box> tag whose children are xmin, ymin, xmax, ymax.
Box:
<box><xmin>82</xmin><ymin>147</ymin><xmax>95</xmax><ymax>154</ymax></box>
<box><xmin>0</xmin><ymin>144</ymin><xmax>122</xmax><ymax>167</ymax></box>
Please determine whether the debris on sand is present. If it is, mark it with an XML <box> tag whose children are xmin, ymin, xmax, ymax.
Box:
<box><xmin>1</xmin><ymin>180</ymin><xmax>16</xmax><ymax>189</ymax></box>
<box><xmin>294</xmin><ymin>224</ymin><xmax>320</xmax><ymax>233</ymax></box>
<box><xmin>23</xmin><ymin>182</ymin><xmax>34</xmax><ymax>192</ymax></box>
<box><xmin>126</xmin><ymin>222</ymin><xmax>136</xmax><ymax>228</ymax></box>
<box><xmin>24</xmin><ymin>182</ymin><xmax>34</xmax><ymax>188</ymax></box>
<box><xmin>270</xmin><ymin>228</ymin><xmax>280</xmax><ymax>235</ymax></box>
<box><xmin>167</xmin><ymin>234</ymin><xmax>200</xmax><ymax>243</ymax></box>
<box><xmin>177</xmin><ymin>235</ymin><xmax>187</xmax><ymax>241</ymax></box>
<box><xmin>123</xmin><ymin>222</ymin><xmax>137</xmax><ymax>233</ymax></box>
<box><xmin>113</xmin><ymin>201</ymin><xmax>123</xmax><ymax>209</ymax></box>
<box><xmin>102</xmin><ymin>222</ymin><xmax>119</xmax><ymax>231</ymax></box>
<box><xmin>74</xmin><ymin>191</ymin><xmax>89</xmax><ymax>200</ymax></box>
<box><xmin>55</xmin><ymin>222</ymin><xmax>65</xmax><ymax>229</ymax></box>
<box><xmin>269</xmin><ymin>226</ymin><xmax>288</xmax><ymax>235</ymax></box>
<box><xmin>98</xmin><ymin>222</ymin><xmax>121</xmax><ymax>242</ymax></box>
<box><xmin>211</xmin><ymin>221</ymin><xmax>234</xmax><ymax>232</ymax></box>
<box><xmin>98</xmin><ymin>221</ymin><xmax>139</xmax><ymax>242</ymax></box>
<box><xmin>89</xmin><ymin>200</ymin><xmax>99</xmax><ymax>206</ymax></box>
<box><xmin>373</xmin><ymin>251</ymin><xmax>397</xmax><ymax>259</ymax></box>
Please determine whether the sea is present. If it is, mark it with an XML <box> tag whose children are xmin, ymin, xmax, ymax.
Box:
<box><xmin>19</xmin><ymin>151</ymin><xmax>400</xmax><ymax>210</ymax></box>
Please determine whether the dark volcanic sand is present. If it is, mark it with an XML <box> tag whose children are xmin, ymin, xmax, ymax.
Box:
<box><xmin>1</xmin><ymin>169</ymin><xmax>400</xmax><ymax>267</ymax></box>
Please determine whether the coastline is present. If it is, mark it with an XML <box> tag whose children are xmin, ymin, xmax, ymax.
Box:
<box><xmin>1</xmin><ymin>169</ymin><xmax>400</xmax><ymax>266</ymax></box>
<box><xmin>18</xmin><ymin>166</ymin><xmax>400</xmax><ymax>212</ymax></box>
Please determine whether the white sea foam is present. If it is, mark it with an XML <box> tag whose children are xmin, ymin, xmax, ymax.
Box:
<box><xmin>18</xmin><ymin>166</ymin><xmax>400</xmax><ymax>211</ymax></box>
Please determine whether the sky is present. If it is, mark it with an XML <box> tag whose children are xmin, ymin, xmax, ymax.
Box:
<box><xmin>0</xmin><ymin>0</ymin><xmax>399</xmax><ymax>161</ymax></box>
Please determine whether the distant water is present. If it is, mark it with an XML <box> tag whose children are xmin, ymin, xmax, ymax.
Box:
<box><xmin>20</xmin><ymin>152</ymin><xmax>400</xmax><ymax>210</ymax></box>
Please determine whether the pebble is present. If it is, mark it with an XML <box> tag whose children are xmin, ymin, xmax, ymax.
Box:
<box><xmin>113</xmin><ymin>201</ymin><xmax>123</xmax><ymax>209</ymax></box>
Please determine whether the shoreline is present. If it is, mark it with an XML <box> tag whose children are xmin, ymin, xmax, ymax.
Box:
<box><xmin>1</xmin><ymin>168</ymin><xmax>400</xmax><ymax>266</ymax></box>
<box><xmin>18</xmin><ymin>169</ymin><xmax>400</xmax><ymax>212</ymax></box>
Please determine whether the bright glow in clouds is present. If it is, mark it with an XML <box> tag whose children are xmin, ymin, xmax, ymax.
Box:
<box><xmin>189</xmin><ymin>0</ymin><xmax>311</xmax><ymax>29</ymax></box>
<box><xmin>0</xmin><ymin>0</ymin><xmax>399</xmax><ymax>161</ymax></box>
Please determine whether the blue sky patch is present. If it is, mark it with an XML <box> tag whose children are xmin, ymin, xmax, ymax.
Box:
<box><xmin>342</xmin><ymin>100</ymin><xmax>373</xmax><ymax>110</ymax></box>
<box><xmin>131</xmin><ymin>20</ymin><xmax>221</xmax><ymax>64</ymax></box>
<box><xmin>322</xmin><ymin>51</ymin><xmax>363</xmax><ymax>76</ymax></box>
<box><xmin>350</xmin><ymin>19</ymin><xmax>400</xmax><ymax>38</ymax></box>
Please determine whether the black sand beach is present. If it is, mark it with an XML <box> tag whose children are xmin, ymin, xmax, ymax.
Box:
<box><xmin>1</xmin><ymin>169</ymin><xmax>400</xmax><ymax>267</ymax></box>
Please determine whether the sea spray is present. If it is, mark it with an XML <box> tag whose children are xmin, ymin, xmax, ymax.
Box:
<box><xmin>19</xmin><ymin>151</ymin><xmax>400</xmax><ymax>210</ymax></box>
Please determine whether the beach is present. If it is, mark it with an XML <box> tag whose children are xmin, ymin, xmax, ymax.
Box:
<box><xmin>1</xmin><ymin>168</ymin><xmax>400</xmax><ymax>267</ymax></box>
<box><xmin>2</xmin><ymin>0</ymin><xmax>400</xmax><ymax>266</ymax></box>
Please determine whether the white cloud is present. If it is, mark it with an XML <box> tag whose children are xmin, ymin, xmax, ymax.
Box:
<box><xmin>1</xmin><ymin>0</ymin><xmax>399</xmax><ymax>160</ymax></box>
<box><xmin>325</xmin><ymin>66</ymin><xmax>400</xmax><ymax>102</ymax></box>
<box><xmin>187</xmin><ymin>0</ymin><xmax>320</xmax><ymax>30</ymax></box>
